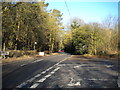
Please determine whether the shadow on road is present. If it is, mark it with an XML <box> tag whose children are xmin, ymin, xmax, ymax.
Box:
<box><xmin>53</xmin><ymin>85</ymin><xmax>62</xmax><ymax>90</ymax></box>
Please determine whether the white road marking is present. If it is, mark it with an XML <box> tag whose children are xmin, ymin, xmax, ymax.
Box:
<box><xmin>67</xmin><ymin>77</ymin><xmax>81</xmax><ymax>87</ymax></box>
<box><xmin>34</xmin><ymin>74</ymin><xmax>41</xmax><ymax>78</ymax></box>
<box><xmin>32</xmin><ymin>59</ymin><xmax>43</xmax><ymax>63</ymax></box>
<box><xmin>20</xmin><ymin>59</ymin><xmax>44</xmax><ymax>67</ymax></box>
<box><xmin>37</xmin><ymin>78</ymin><xmax>47</xmax><ymax>83</ymax></box>
<box><xmin>31</xmin><ymin>67</ymin><xmax>60</xmax><ymax>88</ymax></box>
<box><xmin>57</xmin><ymin>64</ymin><xmax>66</xmax><ymax>67</ymax></box>
<box><xmin>41</xmin><ymin>71</ymin><xmax>46</xmax><ymax>74</ymax></box>
<box><xmin>118</xmin><ymin>77</ymin><xmax>120</xmax><ymax>87</ymax></box>
<box><xmin>50</xmin><ymin>71</ymin><xmax>55</xmax><ymax>74</ymax></box>
<box><xmin>37</xmin><ymin>67</ymin><xmax>60</xmax><ymax>83</ymax></box>
<box><xmin>20</xmin><ymin>64</ymin><xmax>27</xmax><ymax>67</ymax></box>
<box><xmin>53</xmin><ymin>67</ymin><xmax>60</xmax><ymax>72</ymax></box>
<box><xmin>44</xmin><ymin>74</ymin><xmax>51</xmax><ymax>78</ymax></box>
<box><xmin>16</xmin><ymin>56</ymin><xmax>71</xmax><ymax>88</ymax></box>
<box><xmin>16</xmin><ymin>82</ymin><xmax>27</xmax><ymax>88</ymax></box>
<box><xmin>67</xmin><ymin>82</ymin><xmax>81</xmax><ymax>86</ymax></box>
<box><xmin>30</xmin><ymin>83</ymin><xmax>39</xmax><ymax>88</ymax></box>
<box><xmin>73</xmin><ymin>64</ymin><xmax>86</xmax><ymax>68</ymax></box>
<box><xmin>88</xmin><ymin>78</ymin><xmax>116</xmax><ymax>81</ymax></box>
<box><xmin>46</xmin><ymin>67</ymin><xmax>53</xmax><ymax>71</ymax></box>
<box><xmin>27</xmin><ymin>77</ymin><xmax>36</xmax><ymax>82</ymax></box>
<box><xmin>105</xmin><ymin>65</ymin><xmax>113</xmax><ymax>68</ymax></box>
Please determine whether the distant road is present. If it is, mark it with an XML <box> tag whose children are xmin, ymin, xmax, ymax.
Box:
<box><xmin>2</xmin><ymin>53</ymin><xmax>119</xmax><ymax>88</ymax></box>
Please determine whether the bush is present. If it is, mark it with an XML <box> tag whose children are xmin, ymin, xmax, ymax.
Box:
<box><xmin>97</xmin><ymin>51</ymin><xmax>107</xmax><ymax>56</ymax></box>
<box><xmin>7</xmin><ymin>50</ymin><xmax>37</xmax><ymax>58</ymax></box>
<box><xmin>44</xmin><ymin>51</ymin><xmax>50</xmax><ymax>54</ymax></box>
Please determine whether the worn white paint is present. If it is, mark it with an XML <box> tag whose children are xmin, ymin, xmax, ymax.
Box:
<box><xmin>53</xmin><ymin>67</ymin><xmax>60</xmax><ymax>72</ymax></box>
<box><xmin>73</xmin><ymin>64</ymin><xmax>90</xmax><ymax>68</ymax></box>
<box><xmin>27</xmin><ymin>78</ymin><xmax>36</xmax><ymax>82</ymax></box>
<box><xmin>41</xmin><ymin>71</ymin><xmax>46</xmax><ymax>74</ymax></box>
<box><xmin>34</xmin><ymin>74</ymin><xmax>41</xmax><ymax>78</ymax></box>
<box><xmin>67</xmin><ymin>77</ymin><xmax>81</xmax><ymax>87</ymax></box>
<box><xmin>105</xmin><ymin>65</ymin><xmax>113</xmax><ymax>68</ymax></box>
<box><xmin>20</xmin><ymin>64</ymin><xmax>26</xmax><ymax>67</ymax></box>
<box><xmin>57</xmin><ymin>64</ymin><xmax>66</xmax><ymax>67</ymax></box>
<box><xmin>88</xmin><ymin>78</ymin><xmax>116</xmax><ymax>81</ymax></box>
<box><xmin>46</xmin><ymin>67</ymin><xmax>53</xmax><ymax>71</ymax></box>
<box><xmin>67</xmin><ymin>82</ymin><xmax>81</xmax><ymax>86</ymax></box>
<box><xmin>20</xmin><ymin>59</ymin><xmax>44</xmax><ymax>67</ymax></box>
<box><xmin>37</xmin><ymin>78</ymin><xmax>47</xmax><ymax>83</ymax></box>
<box><xmin>31</xmin><ymin>67</ymin><xmax>60</xmax><ymax>88</ymax></box>
<box><xmin>50</xmin><ymin>71</ymin><xmax>55</xmax><ymax>74</ymax></box>
<box><xmin>37</xmin><ymin>67</ymin><xmax>60</xmax><ymax>83</ymax></box>
<box><xmin>118</xmin><ymin>77</ymin><xmax>120</xmax><ymax>87</ymax></box>
<box><xmin>32</xmin><ymin>59</ymin><xmax>44</xmax><ymax>63</ymax></box>
<box><xmin>16</xmin><ymin>56</ymin><xmax>71</xmax><ymax>88</ymax></box>
<box><xmin>44</xmin><ymin>74</ymin><xmax>51</xmax><ymax>78</ymax></box>
<box><xmin>30</xmin><ymin>83</ymin><xmax>39</xmax><ymax>88</ymax></box>
<box><xmin>16</xmin><ymin>82</ymin><xmax>27</xmax><ymax>88</ymax></box>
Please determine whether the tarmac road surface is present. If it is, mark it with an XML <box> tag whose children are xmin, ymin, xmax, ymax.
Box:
<box><xmin>2</xmin><ymin>53</ymin><xmax>119</xmax><ymax>88</ymax></box>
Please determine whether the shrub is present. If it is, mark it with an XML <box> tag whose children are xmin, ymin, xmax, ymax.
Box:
<box><xmin>7</xmin><ymin>50</ymin><xmax>37</xmax><ymax>58</ymax></box>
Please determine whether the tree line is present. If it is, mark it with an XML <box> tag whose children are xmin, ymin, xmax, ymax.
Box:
<box><xmin>63</xmin><ymin>17</ymin><xmax>118</xmax><ymax>55</ymax></box>
<box><xmin>2</xmin><ymin>1</ymin><xmax>63</xmax><ymax>53</ymax></box>
<box><xmin>2</xmin><ymin>1</ymin><xmax>119</xmax><ymax>56</ymax></box>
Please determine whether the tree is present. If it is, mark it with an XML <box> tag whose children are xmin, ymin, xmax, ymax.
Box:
<box><xmin>2</xmin><ymin>2</ymin><xmax>63</xmax><ymax>53</ymax></box>
<box><xmin>63</xmin><ymin>16</ymin><xmax>118</xmax><ymax>55</ymax></box>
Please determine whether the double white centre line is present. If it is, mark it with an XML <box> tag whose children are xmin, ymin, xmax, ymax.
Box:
<box><xmin>30</xmin><ymin>67</ymin><xmax>60</xmax><ymax>88</ymax></box>
<box><xmin>17</xmin><ymin>55</ymin><xmax>72</xmax><ymax>88</ymax></box>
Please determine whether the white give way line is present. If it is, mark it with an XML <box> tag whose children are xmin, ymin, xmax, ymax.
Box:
<box><xmin>17</xmin><ymin>55</ymin><xmax>72</xmax><ymax>88</ymax></box>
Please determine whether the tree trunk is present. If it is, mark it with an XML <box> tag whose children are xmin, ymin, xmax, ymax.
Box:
<box><xmin>51</xmin><ymin>38</ymin><xmax>54</xmax><ymax>53</ymax></box>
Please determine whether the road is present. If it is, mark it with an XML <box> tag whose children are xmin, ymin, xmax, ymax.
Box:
<box><xmin>2</xmin><ymin>53</ymin><xmax>119</xmax><ymax>88</ymax></box>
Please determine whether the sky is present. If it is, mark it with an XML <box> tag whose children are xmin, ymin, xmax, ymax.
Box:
<box><xmin>45</xmin><ymin>0</ymin><xmax>118</xmax><ymax>26</ymax></box>
<box><xmin>2</xmin><ymin>0</ymin><xmax>118</xmax><ymax>26</ymax></box>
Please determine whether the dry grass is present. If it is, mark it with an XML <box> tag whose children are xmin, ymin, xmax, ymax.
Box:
<box><xmin>1</xmin><ymin>55</ymin><xmax>36</xmax><ymax>64</ymax></box>
<box><xmin>51</xmin><ymin>53</ymin><xmax>59</xmax><ymax>55</ymax></box>
<box><xmin>1</xmin><ymin>53</ymin><xmax>59</xmax><ymax>64</ymax></box>
<box><xmin>44</xmin><ymin>53</ymin><xmax>59</xmax><ymax>56</ymax></box>
<box><xmin>72</xmin><ymin>54</ymin><xmax>118</xmax><ymax>61</ymax></box>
